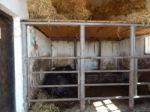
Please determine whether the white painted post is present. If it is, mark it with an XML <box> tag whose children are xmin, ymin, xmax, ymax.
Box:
<box><xmin>13</xmin><ymin>17</ymin><xmax>25</xmax><ymax>112</ymax></box>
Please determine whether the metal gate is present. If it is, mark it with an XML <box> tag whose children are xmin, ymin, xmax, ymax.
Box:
<box><xmin>22</xmin><ymin>21</ymin><xmax>150</xmax><ymax>112</ymax></box>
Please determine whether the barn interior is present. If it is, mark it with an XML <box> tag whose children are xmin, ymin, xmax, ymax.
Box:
<box><xmin>24</xmin><ymin>0</ymin><xmax>150</xmax><ymax>112</ymax></box>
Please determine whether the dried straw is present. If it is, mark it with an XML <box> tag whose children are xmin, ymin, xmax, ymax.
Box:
<box><xmin>109</xmin><ymin>9</ymin><xmax>150</xmax><ymax>24</ymax></box>
<box><xmin>30</xmin><ymin>90</ymin><xmax>60</xmax><ymax>112</ymax></box>
<box><xmin>27</xmin><ymin>0</ymin><xmax>150</xmax><ymax>23</ymax></box>
<box><xmin>28</xmin><ymin>0</ymin><xmax>66</xmax><ymax>20</ymax></box>
<box><xmin>51</xmin><ymin>0</ymin><xmax>91</xmax><ymax>20</ymax></box>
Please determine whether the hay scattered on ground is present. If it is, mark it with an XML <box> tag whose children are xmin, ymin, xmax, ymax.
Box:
<box><xmin>29</xmin><ymin>90</ymin><xmax>150</xmax><ymax>112</ymax></box>
<box><xmin>36</xmin><ymin>90</ymin><xmax>50</xmax><ymax>99</ymax></box>
<box><xmin>30</xmin><ymin>103</ymin><xmax>60</xmax><ymax>112</ymax></box>
<box><xmin>30</xmin><ymin>90</ymin><xmax>60</xmax><ymax>112</ymax></box>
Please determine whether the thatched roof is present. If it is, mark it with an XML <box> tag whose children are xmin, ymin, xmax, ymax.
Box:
<box><xmin>27</xmin><ymin>0</ymin><xmax>150</xmax><ymax>23</ymax></box>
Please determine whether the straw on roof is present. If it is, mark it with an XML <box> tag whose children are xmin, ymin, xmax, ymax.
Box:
<box><xmin>51</xmin><ymin>0</ymin><xmax>91</xmax><ymax>20</ymax></box>
<box><xmin>28</xmin><ymin>0</ymin><xmax>66</xmax><ymax>20</ymax></box>
<box><xmin>27</xmin><ymin>0</ymin><xmax>150</xmax><ymax>23</ymax></box>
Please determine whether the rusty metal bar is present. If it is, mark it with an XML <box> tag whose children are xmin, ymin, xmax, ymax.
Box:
<box><xmin>28</xmin><ymin>56</ymin><xmax>131</xmax><ymax>60</ymax></box>
<box><xmin>134</xmin><ymin>28</ymin><xmax>138</xmax><ymax>96</ymax></box>
<box><xmin>137</xmin><ymin>82</ymin><xmax>150</xmax><ymax>85</ymax></box>
<box><xmin>31</xmin><ymin>82</ymin><xmax>150</xmax><ymax>88</ymax></box>
<box><xmin>134</xmin><ymin>95</ymin><xmax>150</xmax><ymax>98</ymax></box>
<box><xmin>25</xmin><ymin>56</ymin><xmax>150</xmax><ymax>61</ymax></box>
<box><xmin>85</xmin><ymin>83</ymin><xmax>129</xmax><ymax>86</ymax></box>
<box><xmin>32</xmin><ymin>84</ymin><xmax>78</xmax><ymax>88</ymax></box>
<box><xmin>22</xmin><ymin>21</ymin><xmax>150</xmax><ymax>27</ymax></box>
<box><xmin>129</xmin><ymin>25</ymin><xmax>136</xmax><ymax>111</ymax></box>
<box><xmin>31</xmin><ymin>70</ymin><xmax>131</xmax><ymax>74</ymax></box>
<box><xmin>138</xmin><ymin>69</ymin><xmax>150</xmax><ymax>72</ymax></box>
<box><xmin>30</xmin><ymin>98</ymin><xmax>79</xmax><ymax>102</ymax></box>
<box><xmin>84</xmin><ymin>56</ymin><xmax>131</xmax><ymax>59</ymax></box>
<box><xmin>31</xmin><ymin>71</ymin><xmax>78</xmax><ymax>74</ymax></box>
<box><xmin>136</xmin><ymin>56</ymin><xmax>150</xmax><ymax>59</ymax></box>
<box><xmin>78</xmin><ymin>63</ymin><xmax>80</xmax><ymax>100</ymax></box>
<box><xmin>85</xmin><ymin>96</ymin><xmax>130</xmax><ymax>100</ymax></box>
<box><xmin>32</xmin><ymin>83</ymin><xmax>129</xmax><ymax>88</ymax></box>
<box><xmin>29</xmin><ymin>95</ymin><xmax>150</xmax><ymax>103</ymax></box>
<box><xmin>29</xmin><ymin>56</ymin><xmax>78</xmax><ymax>60</ymax></box>
<box><xmin>80</xmin><ymin>25</ymin><xmax>85</xmax><ymax>112</ymax></box>
<box><xmin>85</xmin><ymin>70</ymin><xmax>131</xmax><ymax>73</ymax></box>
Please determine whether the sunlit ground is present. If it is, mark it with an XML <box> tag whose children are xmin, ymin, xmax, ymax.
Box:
<box><xmin>93</xmin><ymin>99</ymin><xmax>121</xmax><ymax>112</ymax></box>
<box><xmin>63</xmin><ymin>99</ymin><xmax>150</xmax><ymax>112</ymax></box>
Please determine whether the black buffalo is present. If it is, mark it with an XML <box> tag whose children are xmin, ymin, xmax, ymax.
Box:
<box><xmin>43</xmin><ymin>65</ymin><xmax>77</xmax><ymax>97</ymax></box>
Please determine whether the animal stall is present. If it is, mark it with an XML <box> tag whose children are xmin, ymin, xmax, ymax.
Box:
<box><xmin>21</xmin><ymin>21</ymin><xmax>150</xmax><ymax>112</ymax></box>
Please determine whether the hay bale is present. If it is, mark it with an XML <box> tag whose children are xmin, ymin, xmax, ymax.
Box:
<box><xmin>27</xmin><ymin>0</ymin><xmax>66</xmax><ymax>20</ymax></box>
<box><xmin>51</xmin><ymin>0</ymin><xmax>91</xmax><ymax>20</ymax></box>
<box><xmin>109</xmin><ymin>9</ymin><xmax>150</xmax><ymax>23</ymax></box>
<box><xmin>86</xmin><ymin>0</ymin><xmax>146</xmax><ymax>20</ymax></box>
<box><xmin>27</xmin><ymin>0</ymin><xmax>91</xmax><ymax>20</ymax></box>
<box><xmin>27</xmin><ymin>0</ymin><xmax>150</xmax><ymax>23</ymax></box>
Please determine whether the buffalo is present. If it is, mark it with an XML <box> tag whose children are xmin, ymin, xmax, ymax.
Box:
<box><xmin>42</xmin><ymin>65</ymin><xmax>77</xmax><ymax>97</ymax></box>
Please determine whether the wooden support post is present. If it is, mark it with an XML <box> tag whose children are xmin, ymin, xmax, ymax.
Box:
<box><xmin>80</xmin><ymin>25</ymin><xmax>85</xmax><ymax>112</ymax></box>
<box><xmin>129</xmin><ymin>25</ymin><xmax>136</xmax><ymax>112</ymax></box>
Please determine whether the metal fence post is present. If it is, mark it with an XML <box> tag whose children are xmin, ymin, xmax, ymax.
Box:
<box><xmin>129</xmin><ymin>25</ymin><xmax>136</xmax><ymax>111</ymax></box>
<box><xmin>80</xmin><ymin>25</ymin><xmax>85</xmax><ymax>112</ymax></box>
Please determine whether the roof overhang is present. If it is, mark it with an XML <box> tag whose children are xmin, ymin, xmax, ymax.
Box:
<box><xmin>22</xmin><ymin>20</ymin><xmax>150</xmax><ymax>40</ymax></box>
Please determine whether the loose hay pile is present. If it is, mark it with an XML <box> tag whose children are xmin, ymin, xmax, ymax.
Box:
<box><xmin>27</xmin><ymin>0</ymin><xmax>150</xmax><ymax>23</ymax></box>
<box><xmin>30</xmin><ymin>103</ymin><xmax>60</xmax><ymax>112</ymax></box>
<box><xmin>86</xmin><ymin>0</ymin><xmax>146</xmax><ymax>20</ymax></box>
<box><xmin>28</xmin><ymin>0</ymin><xmax>91</xmax><ymax>20</ymax></box>
<box><xmin>28</xmin><ymin>0</ymin><xmax>66</xmax><ymax>20</ymax></box>
<box><xmin>109</xmin><ymin>9</ymin><xmax>150</xmax><ymax>24</ymax></box>
<box><xmin>51</xmin><ymin>0</ymin><xmax>91</xmax><ymax>20</ymax></box>
<box><xmin>30</xmin><ymin>90</ymin><xmax>60</xmax><ymax>112</ymax></box>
